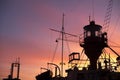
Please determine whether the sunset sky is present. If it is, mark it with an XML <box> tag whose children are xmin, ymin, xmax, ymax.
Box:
<box><xmin>0</xmin><ymin>0</ymin><xmax>120</xmax><ymax>80</ymax></box>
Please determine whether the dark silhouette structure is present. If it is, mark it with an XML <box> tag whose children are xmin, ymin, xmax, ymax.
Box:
<box><xmin>65</xmin><ymin>21</ymin><xmax>120</xmax><ymax>80</ymax></box>
<box><xmin>36</xmin><ymin>70</ymin><xmax>52</xmax><ymax>80</ymax></box>
<box><xmin>50</xmin><ymin>21</ymin><xmax>120</xmax><ymax>80</ymax></box>
<box><xmin>80</xmin><ymin>21</ymin><xmax>108</xmax><ymax>70</ymax></box>
<box><xmin>3</xmin><ymin>60</ymin><xmax>20</xmax><ymax>80</ymax></box>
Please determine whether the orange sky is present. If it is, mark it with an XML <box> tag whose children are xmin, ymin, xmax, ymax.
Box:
<box><xmin>0</xmin><ymin>0</ymin><xmax>120</xmax><ymax>80</ymax></box>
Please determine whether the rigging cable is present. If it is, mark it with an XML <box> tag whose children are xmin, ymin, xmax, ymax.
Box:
<box><xmin>103</xmin><ymin>49</ymin><xmax>116</xmax><ymax>64</ymax></box>
<box><xmin>109</xmin><ymin>40</ymin><xmax>120</xmax><ymax>47</ymax></box>
<box><xmin>103</xmin><ymin>0</ymin><xmax>113</xmax><ymax>32</ymax></box>
<box><xmin>51</xmin><ymin>33</ymin><xmax>61</xmax><ymax>62</ymax></box>
<box><xmin>109</xmin><ymin>0</ymin><xmax>120</xmax><ymax>39</ymax></box>
<box><xmin>64</xmin><ymin>34</ymin><xmax>71</xmax><ymax>54</ymax></box>
<box><xmin>79</xmin><ymin>49</ymin><xmax>88</xmax><ymax>67</ymax></box>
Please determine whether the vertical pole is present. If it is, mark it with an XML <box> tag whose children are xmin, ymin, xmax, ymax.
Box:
<box><xmin>55</xmin><ymin>67</ymin><xmax>57</xmax><ymax>77</ymax></box>
<box><xmin>61</xmin><ymin>13</ymin><xmax>64</xmax><ymax>77</ymax></box>
<box><xmin>10</xmin><ymin>63</ymin><xmax>14</xmax><ymax>79</ymax></box>
<box><xmin>109</xmin><ymin>53</ymin><xmax>111</xmax><ymax>70</ymax></box>
<box><xmin>105</xmin><ymin>52</ymin><xmax>107</xmax><ymax>69</ymax></box>
<box><xmin>17</xmin><ymin>63</ymin><xmax>20</xmax><ymax>79</ymax></box>
<box><xmin>17</xmin><ymin>58</ymin><xmax>20</xmax><ymax>79</ymax></box>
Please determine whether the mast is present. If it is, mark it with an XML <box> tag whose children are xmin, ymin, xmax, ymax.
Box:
<box><xmin>50</xmin><ymin>13</ymin><xmax>78</xmax><ymax>76</ymax></box>
<box><xmin>61</xmin><ymin>13</ymin><xmax>65</xmax><ymax>77</ymax></box>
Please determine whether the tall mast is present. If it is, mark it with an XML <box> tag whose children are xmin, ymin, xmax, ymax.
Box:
<box><xmin>61</xmin><ymin>13</ymin><xmax>65</xmax><ymax>77</ymax></box>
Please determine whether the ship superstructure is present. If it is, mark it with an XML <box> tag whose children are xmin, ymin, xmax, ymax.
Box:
<box><xmin>66</xmin><ymin>21</ymin><xmax>120</xmax><ymax>80</ymax></box>
<box><xmin>35</xmin><ymin>0</ymin><xmax>120</xmax><ymax>79</ymax></box>
<box><xmin>35</xmin><ymin>21</ymin><xmax>120</xmax><ymax>80</ymax></box>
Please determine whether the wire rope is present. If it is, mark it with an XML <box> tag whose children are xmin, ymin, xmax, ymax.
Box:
<box><xmin>64</xmin><ymin>34</ymin><xmax>71</xmax><ymax>54</ymax></box>
<box><xmin>51</xmin><ymin>33</ymin><xmax>61</xmax><ymax>62</ymax></box>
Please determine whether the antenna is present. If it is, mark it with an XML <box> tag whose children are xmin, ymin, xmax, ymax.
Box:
<box><xmin>92</xmin><ymin>0</ymin><xmax>95</xmax><ymax>21</ymax></box>
<box><xmin>89</xmin><ymin>16</ymin><xmax>91</xmax><ymax>22</ymax></box>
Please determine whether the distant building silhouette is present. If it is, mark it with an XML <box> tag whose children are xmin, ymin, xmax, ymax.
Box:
<box><xmin>3</xmin><ymin>58</ymin><xmax>21</xmax><ymax>80</ymax></box>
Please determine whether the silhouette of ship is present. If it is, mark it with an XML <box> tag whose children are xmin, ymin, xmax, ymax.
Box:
<box><xmin>35</xmin><ymin>21</ymin><xmax>120</xmax><ymax>80</ymax></box>
<box><xmin>3</xmin><ymin>21</ymin><xmax>120</xmax><ymax>80</ymax></box>
<box><xmin>35</xmin><ymin>0</ymin><xmax>120</xmax><ymax>80</ymax></box>
<box><xmin>3</xmin><ymin>0</ymin><xmax>120</xmax><ymax>80</ymax></box>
